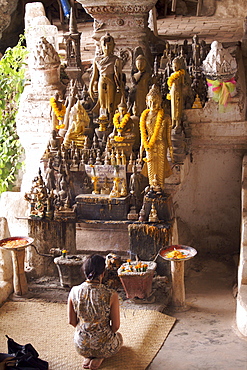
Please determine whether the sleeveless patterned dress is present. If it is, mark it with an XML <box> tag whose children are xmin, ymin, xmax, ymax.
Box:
<box><xmin>69</xmin><ymin>281</ymin><xmax>123</xmax><ymax>358</ymax></box>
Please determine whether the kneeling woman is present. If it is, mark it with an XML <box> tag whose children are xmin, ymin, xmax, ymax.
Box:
<box><xmin>68</xmin><ymin>254</ymin><xmax>123</xmax><ymax>370</ymax></box>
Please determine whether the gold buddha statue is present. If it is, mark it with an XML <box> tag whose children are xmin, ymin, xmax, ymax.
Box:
<box><xmin>89</xmin><ymin>33</ymin><xmax>123</xmax><ymax>122</ymax></box>
<box><xmin>139</xmin><ymin>85</ymin><xmax>173</xmax><ymax>190</ymax></box>
<box><xmin>168</xmin><ymin>57</ymin><xmax>185</xmax><ymax>132</ymax></box>
<box><xmin>109</xmin><ymin>99</ymin><xmax>135</xmax><ymax>158</ymax></box>
<box><xmin>63</xmin><ymin>100</ymin><xmax>89</xmax><ymax>149</ymax></box>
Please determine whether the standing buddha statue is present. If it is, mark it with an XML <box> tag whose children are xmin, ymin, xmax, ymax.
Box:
<box><xmin>140</xmin><ymin>85</ymin><xmax>173</xmax><ymax>190</ymax></box>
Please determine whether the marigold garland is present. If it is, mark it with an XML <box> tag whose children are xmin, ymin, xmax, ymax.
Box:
<box><xmin>139</xmin><ymin>108</ymin><xmax>164</xmax><ymax>151</ymax></box>
<box><xmin>167</xmin><ymin>69</ymin><xmax>185</xmax><ymax>88</ymax></box>
<box><xmin>113</xmin><ymin>112</ymin><xmax>131</xmax><ymax>141</ymax></box>
<box><xmin>114</xmin><ymin>135</ymin><xmax>124</xmax><ymax>142</ymax></box>
<box><xmin>50</xmin><ymin>97</ymin><xmax>66</xmax><ymax>129</ymax></box>
<box><xmin>113</xmin><ymin>112</ymin><xmax>130</xmax><ymax>132</ymax></box>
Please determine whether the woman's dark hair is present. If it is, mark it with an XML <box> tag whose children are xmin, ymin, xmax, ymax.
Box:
<box><xmin>83</xmin><ymin>254</ymin><xmax>106</xmax><ymax>281</ymax></box>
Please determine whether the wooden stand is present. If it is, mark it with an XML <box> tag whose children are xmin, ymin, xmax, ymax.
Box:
<box><xmin>171</xmin><ymin>260</ymin><xmax>188</xmax><ymax>311</ymax></box>
<box><xmin>159</xmin><ymin>245</ymin><xmax>197</xmax><ymax>311</ymax></box>
<box><xmin>11</xmin><ymin>248</ymin><xmax>28</xmax><ymax>296</ymax></box>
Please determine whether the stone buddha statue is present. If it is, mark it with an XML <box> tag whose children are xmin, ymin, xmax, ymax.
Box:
<box><xmin>129</xmin><ymin>54</ymin><xmax>151</xmax><ymax>116</ymax></box>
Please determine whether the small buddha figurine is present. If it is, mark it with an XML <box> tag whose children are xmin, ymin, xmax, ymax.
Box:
<box><xmin>63</xmin><ymin>100</ymin><xmax>89</xmax><ymax>149</ymax></box>
<box><xmin>45</xmin><ymin>158</ymin><xmax>56</xmax><ymax>192</ymax></box>
<box><xmin>109</xmin><ymin>178</ymin><xmax>120</xmax><ymax>198</ymax></box>
<box><xmin>101</xmin><ymin>177</ymin><xmax>110</xmax><ymax>195</ymax></box>
<box><xmin>95</xmin><ymin>149</ymin><xmax>102</xmax><ymax>165</ymax></box>
<box><xmin>120</xmin><ymin>179</ymin><xmax>128</xmax><ymax>197</ymax></box>
<box><xmin>150</xmin><ymin>174</ymin><xmax>163</xmax><ymax>195</ymax></box>
<box><xmin>192</xmin><ymin>94</ymin><xmax>203</xmax><ymax>109</ymax></box>
<box><xmin>47</xmin><ymin>129</ymin><xmax>61</xmax><ymax>153</ymax></box>
<box><xmin>116</xmin><ymin>150</ymin><xmax>121</xmax><ymax>165</ymax></box>
<box><xmin>121</xmin><ymin>150</ymin><xmax>126</xmax><ymax>165</ymax></box>
<box><xmin>110</xmin><ymin>150</ymin><xmax>116</xmax><ymax>166</ymax></box>
<box><xmin>55</xmin><ymin>177</ymin><xmax>71</xmax><ymax>210</ymax></box>
<box><xmin>129</xmin><ymin>165</ymin><xmax>143</xmax><ymax>203</ymax></box>
<box><xmin>192</xmin><ymin>34</ymin><xmax>201</xmax><ymax>71</ymax></box>
<box><xmin>148</xmin><ymin>202</ymin><xmax>159</xmax><ymax>223</ymax></box>
<box><xmin>138</xmin><ymin>203</ymin><xmax>146</xmax><ymax>222</ymax></box>
<box><xmin>104</xmin><ymin>152</ymin><xmax>111</xmax><ymax>165</ymax></box>
<box><xmin>109</xmin><ymin>99</ymin><xmax>135</xmax><ymax>157</ymax></box>
<box><xmin>168</xmin><ymin>57</ymin><xmax>185</xmax><ymax>132</ymax></box>
<box><xmin>50</xmin><ymin>92</ymin><xmax>66</xmax><ymax>130</ymax></box>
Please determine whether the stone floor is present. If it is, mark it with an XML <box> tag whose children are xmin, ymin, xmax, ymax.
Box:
<box><xmin>8</xmin><ymin>255</ymin><xmax>247</xmax><ymax>369</ymax></box>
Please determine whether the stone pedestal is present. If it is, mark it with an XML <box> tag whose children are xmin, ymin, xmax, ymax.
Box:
<box><xmin>76</xmin><ymin>221</ymin><xmax>129</xmax><ymax>253</ymax></box>
<box><xmin>27</xmin><ymin>219</ymin><xmax>76</xmax><ymax>278</ymax></box>
<box><xmin>142</xmin><ymin>194</ymin><xmax>174</xmax><ymax>222</ymax></box>
<box><xmin>128</xmin><ymin>222</ymin><xmax>174</xmax><ymax>276</ymax></box>
<box><xmin>76</xmin><ymin>194</ymin><xmax>131</xmax><ymax>221</ymax></box>
<box><xmin>118</xmin><ymin>261</ymin><xmax>157</xmax><ymax>299</ymax></box>
<box><xmin>54</xmin><ymin>255</ymin><xmax>86</xmax><ymax>287</ymax></box>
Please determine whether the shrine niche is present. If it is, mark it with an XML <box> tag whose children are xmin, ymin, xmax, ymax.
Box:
<box><xmin>7</xmin><ymin>0</ymin><xmax>243</xmax><ymax>292</ymax></box>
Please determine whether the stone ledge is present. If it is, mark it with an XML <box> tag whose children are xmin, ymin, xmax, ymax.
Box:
<box><xmin>76</xmin><ymin>221</ymin><xmax>129</xmax><ymax>253</ymax></box>
<box><xmin>189</xmin><ymin>121</ymin><xmax>247</xmax><ymax>150</ymax></box>
<box><xmin>185</xmin><ymin>97</ymin><xmax>246</xmax><ymax>124</ymax></box>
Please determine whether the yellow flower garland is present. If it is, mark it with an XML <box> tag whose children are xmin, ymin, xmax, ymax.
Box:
<box><xmin>50</xmin><ymin>97</ymin><xmax>66</xmax><ymax>129</ymax></box>
<box><xmin>114</xmin><ymin>136</ymin><xmax>124</xmax><ymax>142</ymax></box>
<box><xmin>139</xmin><ymin>108</ymin><xmax>164</xmax><ymax>151</ymax></box>
<box><xmin>113</xmin><ymin>112</ymin><xmax>130</xmax><ymax>130</ymax></box>
<box><xmin>113</xmin><ymin>111</ymin><xmax>131</xmax><ymax>141</ymax></box>
<box><xmin>167</xmin><ymin>69</ymin><xmax>185</xmax><ymax>88</ymax></box>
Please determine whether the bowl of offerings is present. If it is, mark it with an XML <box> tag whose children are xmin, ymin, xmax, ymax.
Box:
<box><xmin>0</xmin><ymin>236</ymin><xmax>34</xmax><ymax>250</ymax></box>
<box><xmin>159</xmin><ymin>245</ymin><xmax>197</xmax><ymax>262</ymax></box>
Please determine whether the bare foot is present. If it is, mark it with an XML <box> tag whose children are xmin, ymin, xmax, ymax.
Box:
<box><xmin>83</xmin><ymin>358</ymin><xmax>91</xmax><ymax>369</ymax></box>
<box><xmin>89</xmin><ymin>358</ymin><xmax>104</xmax><ymax>370</ymax></box>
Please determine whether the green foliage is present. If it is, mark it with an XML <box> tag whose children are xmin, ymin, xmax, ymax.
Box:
<box><xmin>0</xmin><ymin>35</ymin><xmax>28</xmax><ymax>194</ymax></box>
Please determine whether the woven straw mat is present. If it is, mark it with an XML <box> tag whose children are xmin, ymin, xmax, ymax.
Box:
<box><xmin>0</xmin><ymin>301</ymin><xmax>175</xmax><ymax>370</ymax></box>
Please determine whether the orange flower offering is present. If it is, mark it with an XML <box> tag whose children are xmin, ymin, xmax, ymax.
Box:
<box><xmin>165</xmin><ymin>250</ymin><xmax>186</xmax><ymax>259</ymax></box>
<box><xmin>119</xmin><ymin>260</ymin><xmax>149</xmax><ymax>274</ymax></box>
<box><xmin>0</xmin><ymin>239</ymin><xmax>28</xmax><ymax>249</ymax></box>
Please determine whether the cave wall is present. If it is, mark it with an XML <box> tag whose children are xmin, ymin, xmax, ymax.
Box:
<box><xmin>215</xmin><ymin>0</ymin><xmax>247</xmax><ymax>18</ymax></box>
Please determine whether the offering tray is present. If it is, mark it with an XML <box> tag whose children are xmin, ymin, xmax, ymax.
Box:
<box><xmin>159</xmin><ymin>245</ymin><xmax>197</xmax><ymax>262</ymax></box>
<box><xmin>0</xmin><ymin>236</ymin><xmax>34</xmax><ymax>296</ymax></box>
<box><xmin>0</xmin><ymin>236</ymin><xmax>34</xmax><ymax>250</ymax></box>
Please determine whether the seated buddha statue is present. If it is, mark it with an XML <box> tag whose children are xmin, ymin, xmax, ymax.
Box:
<box><xmin>109</xmin><ymin>99</ymin><xmax>135</xmax><ymax>158</ymax></box>
<box><xmin>63</xmin><ymin>100</ymin><xmax>89</xmax><ymax>149</ymax></box>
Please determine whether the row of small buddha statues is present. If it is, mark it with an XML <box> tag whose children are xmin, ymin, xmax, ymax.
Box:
<box><xmin>24</xmin><ymin>159</ymin><xmax>166</xmax><ymax>223</ymax></box>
